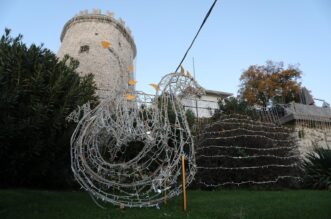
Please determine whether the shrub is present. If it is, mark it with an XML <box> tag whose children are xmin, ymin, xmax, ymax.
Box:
<box><xmin>194</xmin><ymin>114</ymin><xmax>302</xmax><ymax>189</ymax></box>
<box><xmin>0</xmin><ymin>29</ymin><xmax>97</xmax><ymax>189</ymax></box>
<box><xmin>303</xmin><ymin>147</ymin><xmax>331</xmax><ymax>189</ymax></box>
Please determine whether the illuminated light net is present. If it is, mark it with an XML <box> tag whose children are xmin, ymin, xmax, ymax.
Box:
<box><xmin>195</xmin><ymin>114</ymin><xmax>302</xmax><ymax>188</ymax></box>
<box><xmin>68</xmin><ymin>72</ymin><xmax>204</xmax><ymax>208</ymax></box>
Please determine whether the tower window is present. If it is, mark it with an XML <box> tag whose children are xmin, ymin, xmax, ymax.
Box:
<box><xmin>79</xmin><ymin>45</ymin><xmax>89</xmax><ymax>53</ymax></box>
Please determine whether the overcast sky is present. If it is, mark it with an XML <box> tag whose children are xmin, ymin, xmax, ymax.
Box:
<box><xmin>1</xmin><ymin>0</ymin><xmax>330</xmax><ymax>104</ymax></box>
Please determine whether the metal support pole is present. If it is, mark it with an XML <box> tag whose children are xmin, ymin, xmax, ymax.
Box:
<box><xmin>181</xmin><ymin>155</ymin><xmax>187</xmax><ymax>211</ymax></box>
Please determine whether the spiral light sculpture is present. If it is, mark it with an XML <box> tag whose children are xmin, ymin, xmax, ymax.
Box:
<box><xmin>68</xmin><ymin>71</ymin><xmax>204</xmax><ymax>208</ymax></box>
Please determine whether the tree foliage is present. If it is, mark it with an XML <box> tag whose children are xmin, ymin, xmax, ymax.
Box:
<box><xmin>212</xmin><ymin>97</ymin><xmax>258</xmax><ymax>121</ymax></box>
<box><xmin>239</xmin><ymin>61</ymin><xmax>302</xmax><ymax>107</ymax></box>
<box><xmin>0</xmin><ymin>29</ymin><xmax>98</xmax><ymax>188</ymax></box>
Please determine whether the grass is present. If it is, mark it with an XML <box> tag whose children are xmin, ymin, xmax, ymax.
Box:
<box><xmin>0</xmin><ymin>189</ymin><xmax>330</xmax><ymax>219</ymax></box>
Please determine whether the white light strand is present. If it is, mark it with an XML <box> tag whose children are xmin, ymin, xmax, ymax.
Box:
<box><xmin>197</xmin><ymin>145</ymin><xmax>298</xmax><ymax>151</ymax></box>
<box><xmin>200</xmin><ymin>134</ymin><xmax>293</xmax><ymax>143</ymax></box>
<box><xmin>197</xmin><ymin>127</ymin><xmax>290</xmax><ymax>137</ymax></box>
<box><xmin>197</xmin><ymin>154</ymin><xmax>298</xmax><ymax>159</ymax></box>
<box><xmin>197</xmin><ymin>163</ymin><xmax>298</xmax><ymax>170</ymax></box>
<box><xmin>203</xmin><ymin>117</ymin><xmax>293</xmax><ymax>132</ymax></box>
<box><xmin>198</xmin><ymin>176</ymin><xmax>303</xmax><ymax>187</ymax></box>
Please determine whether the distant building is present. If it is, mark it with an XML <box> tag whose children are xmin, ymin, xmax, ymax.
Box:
<box><xmin>181</xmin><ymin>89</ymin><xmax>232</xmax><ymax>118</ymax></box>
<box><xmin>260</xmin><ymin>100</ymin><xmax>331</xmax><ymax>156</ymax></box>
<box><xmin>277</xmin><ymin>102</ymin><xmax>331</xmax><ymax>156</ymax></box>
<box><xmin>254</xmin><ymin>87</ymin><xmax>331</xmax><ymax>156</ymax></box>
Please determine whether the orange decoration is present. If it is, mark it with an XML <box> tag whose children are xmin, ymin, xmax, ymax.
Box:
<box><xmin>126</xmin><ymin>94</ymin><xmax>135</xmax><ymax>101</ymax></box>
<box><xmin>127</xmin><ymin>66</ymin><xmax>133</xmax><ymax>73</ymax></box>
<box><xmin>101</xmin><ymin>40</ymin><xmax>111</xmax><ymax>48</ymax></box>
<box><xmin>149</xmin><ymin>83</ymin><xmax>159</xmax><ymax>91</ymax></box>
<box><xmin>180</xmin><ymin>66</ymin><xmax>185</xmax><ymax>76</ymax></box>
<box><xmin>128</xmin><ymin>79</ymin><xmax>137</xmax><ymax>86</ymax></box>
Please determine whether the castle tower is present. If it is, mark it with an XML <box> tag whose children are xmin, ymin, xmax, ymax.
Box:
<box><xmin>57</xmin><ymin>9</ymin><xmax>137</xmax><ymax>98</ymax></box>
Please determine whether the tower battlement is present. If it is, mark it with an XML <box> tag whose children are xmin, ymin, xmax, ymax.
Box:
<box><xmin>60</xmin><ymin>9</ymin><xmax>136</xmax><ymax>57</ymax></box>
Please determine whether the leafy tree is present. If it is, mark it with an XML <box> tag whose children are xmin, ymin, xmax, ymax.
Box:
<box><xmin>0</xmin><ymin>29</ymin><xmax>98</xmax><ymax>188</ymax></box>
<box><xmin>212</xmin><ymin>97</ymin><xmax>258</xmax><ymax>121</ymax></box>
<box><xmin>239</xmin><ymin>61</ymin><xmax>302</xmax><ymax>107</ymax></box>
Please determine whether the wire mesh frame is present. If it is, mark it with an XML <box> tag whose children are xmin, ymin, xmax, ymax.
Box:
<box><xmin>68</xmin><ymin>72</ymin><xmax>205</xmax><ymax>208</ymax></box>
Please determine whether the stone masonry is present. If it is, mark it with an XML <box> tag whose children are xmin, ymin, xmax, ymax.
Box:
<box><xmin>296</xmin><ymin>127</ymin><xmax>331</xmax><ymax>157</ymax></box>
<box><xmin>57</xmin><ymin>9</ymin><xmax>137</xmax><ymax>98</ymax></box>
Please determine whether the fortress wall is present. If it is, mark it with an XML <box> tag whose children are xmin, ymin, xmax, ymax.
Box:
<box><xmin>295</xmin><ymin>127</ymin><xmax>331</xmax><ymax>156</ymax></box>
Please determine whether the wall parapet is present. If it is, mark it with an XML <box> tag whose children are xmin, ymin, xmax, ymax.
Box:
<box><xmin>60</xmin><ymin>9</ymin><xmax>136</xmax><ymax>57</ymax></box>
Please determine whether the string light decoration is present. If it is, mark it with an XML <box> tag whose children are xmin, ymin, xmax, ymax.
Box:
<box><xmin>195</xmin><ymin>114</ymin><xmax>302</xmax><ymax>189</ymax></box>
<box><xmin>67</xmin><ymin>70</ymin><xmax>205</xmax><ymax>208</ymax></box>
<box><xmin>225</xmin><ymin>103</ymin><xmax>331</xmax><ymax>130</ymax></box>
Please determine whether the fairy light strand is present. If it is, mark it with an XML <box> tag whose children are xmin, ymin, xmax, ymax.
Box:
<box><xmin>198</xmin><ymin>176</ymin><xmax>303</xmax><ymax>187</ymax></box>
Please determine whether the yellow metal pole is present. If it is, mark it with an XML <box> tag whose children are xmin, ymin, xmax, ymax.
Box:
<box><xmin>164</xmin><ymin>178</ymin><xmax>167</xmax><ymax>205</ymax></box>
<box><xmin>181</xmin><ymin>155</ymin><xmax>187</xmax><ymax>211</ymax></box>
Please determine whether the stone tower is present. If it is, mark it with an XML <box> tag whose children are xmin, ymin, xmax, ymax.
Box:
<box><xmin>58</xmin><ymin>9</ymin><xmax>137</xmax><ymax>98</ymax></box>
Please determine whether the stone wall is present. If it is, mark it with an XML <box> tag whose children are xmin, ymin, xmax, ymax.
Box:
<box><xmin>295</xmin><ymin>127</ymin><xmax>331</xmax><ymax>157</ymax></box>
<box><xmin>57</xmin><ymin>10</ymin><xmax>136</xmax><ymax>99</ymax></box>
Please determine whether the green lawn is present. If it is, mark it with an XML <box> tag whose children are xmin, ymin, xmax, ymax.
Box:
<box><xmin>0</xmin><ymin>190</ymin><xmax>330</xmax><ymax>219</ymax></box>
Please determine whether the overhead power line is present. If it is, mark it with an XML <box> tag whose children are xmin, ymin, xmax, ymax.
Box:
<box><xmin>174</xmin><ymin>0</ymin><xmax>218</xmax><ymax>74</ymax></box>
